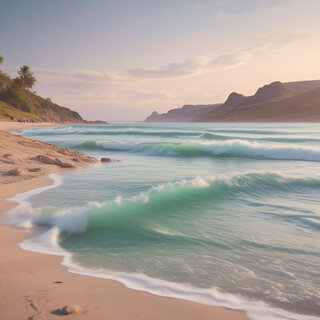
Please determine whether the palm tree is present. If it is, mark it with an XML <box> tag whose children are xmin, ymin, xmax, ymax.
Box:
<box><xmin>17</xmin><ymin>65</ymin><xmax>36</xmax><ymax>90</ymax></box>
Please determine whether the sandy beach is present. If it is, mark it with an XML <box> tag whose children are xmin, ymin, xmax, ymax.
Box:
<box><xmin>0</xmin><ymin>122</ymin><xmax>247</xmax><ymax>320</ymax></box>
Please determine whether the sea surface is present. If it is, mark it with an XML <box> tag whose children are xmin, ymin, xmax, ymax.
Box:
<box><xmin>9</xmin><ymin>123</ymin><xmax>320</xmax><ymax>319</ymax></box>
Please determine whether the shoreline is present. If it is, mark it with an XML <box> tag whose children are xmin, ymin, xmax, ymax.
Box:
<box><xmin>0</xmin><ymin>121</ymin><xmax>247</xmax><ymax>320</ymax></box>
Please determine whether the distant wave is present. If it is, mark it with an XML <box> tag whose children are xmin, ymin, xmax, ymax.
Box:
<box><xmin>19</xmin><ymin>126</ymin><xmax>320</xmax><ymax>145</ymax></box>
<box><xmin>76</xmin><ymin>139</ymin><xmax>320</xmax><ymax>161</ymax></box>
<box><xmin>200</xmin><ymin>132</ymin><xmax>320</xmax><ymax>143</ymax></box>
<box><xmin>19</xmin><ymin>126</ymin><xmax>302</xmax><ymax>136</ymax></box>
<box><xmin>18</xmin><ymin>127</ymin><xmax>203</xmax><ymax>137</ymax></box>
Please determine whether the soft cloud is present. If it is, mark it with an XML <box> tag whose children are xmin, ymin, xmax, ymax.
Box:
<box><xmin>127</xmin><ymin>52</ymin><xmax>250</xmax><ymax>79</ymax></box>
<box><xmin>35</xmin><ymin>69</ymin><xmax>124</xmax><ymax>85</ymax></box>
<box><xmin>127</xmin><ymin>58</ymin><xmax>203</xmax><ymax>79</ymax></box>
<box><xmin>121</xmin><ymin>89</ymin><xmax>174</xmax><ymax>101</ymax></box>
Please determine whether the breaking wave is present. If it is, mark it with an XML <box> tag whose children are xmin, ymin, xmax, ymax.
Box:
<box><xmin>9</xmin><ymin>172</ymin><xmax>320</xmax><ymax>236</ymax></box>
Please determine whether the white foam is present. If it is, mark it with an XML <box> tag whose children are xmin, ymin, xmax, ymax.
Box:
<box><xmin>5</xmin><ymin>173</ymin><xmax>63</xmax><ymax>228</ymax></box>
<box><xmin>198</xmin><ymin>139</ymin><xmax>320</xmax><ymax>161</ymax></box>
<box><xmin>21</xmin><ymin>230</ymin><xmax>320</xmax><ymax>320</ymax></box>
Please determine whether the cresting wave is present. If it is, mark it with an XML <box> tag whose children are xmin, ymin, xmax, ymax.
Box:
<box><xmin>6</xmin><ymin>173</ymin><xmax>320</xmax><ymax>320</ymax></box>
<box><xmin>77</xmin><ymin>139</ymin><xmax>320</xmax><ymax>161</ymax></box>
<box><xmin>9</xmin><ymin>172</ymin><xmax>320</xmax><ymax>235</ymax></box>
<box><xmin>9</xmin><ymin>173</ymin><xmax>320</xmax><ymax>233</ymax></box>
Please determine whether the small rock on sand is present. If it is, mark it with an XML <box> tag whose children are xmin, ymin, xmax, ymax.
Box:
<box><xmin>31</xmin><ymin>311</ymin><xmax>45</xmax><ymax>320</ymax></box>
<box><xmin>101</xmin><ymin>157</ymin><xmax>119</xmax><ymax>162</ymax></box>
<box><xmin>60</xmin><ymin>162</ymin><xmax>74</xmax><ymax>168</ymax></box>
<box><xmin>53</xmin><ymin>158</ymin><xmax>73</xmax><ymax>168</ymax></box>
<box><xmin>28</xmin><ymin>168</ymin><xmax>41</xmax><ymax>172</ymax></box>
<box><xmin>3</xmin><ymin>153</ymin><xmax>12</xmax><ymax>158</ymax></box>
<box><xmin>7</xmin><ymin>168</ymin><xmax>24</xmax><ymax>176</ymax></box>
<box><xmin>37</xmin><ymin>155</ymin><xmax>55</xmax><ymax>165</ymax></box>
<box><xmin>53</xmin><ymin>158</ymin><xmax>63</xmax><ymax>166</ymax></box>
<box><xmin>60</xmin><ymin>304</ymin><xmax>86</xmax><ymax>315</ymax></box>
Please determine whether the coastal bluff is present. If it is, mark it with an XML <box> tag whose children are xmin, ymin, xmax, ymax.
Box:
<box><xmin>0</xmin><ymin>72</ymin><xmax>106</xmax><ymax>124</ymax></box>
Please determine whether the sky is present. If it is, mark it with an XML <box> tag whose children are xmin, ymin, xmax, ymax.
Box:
<box><xmin>1</xmin><ymin>0</ymin><xmax>320</xmax><ymax>121</ymax></box>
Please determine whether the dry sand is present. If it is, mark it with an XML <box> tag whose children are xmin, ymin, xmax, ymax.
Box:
<box><xmin>0</xmin><ymin>121</ymin><xmax>247</xmax><ymax>320</ymax></box>
<box><xmin>0</xmin><ymin>121</ymin><xmax>64</xmax><ymax>132</ymax></box>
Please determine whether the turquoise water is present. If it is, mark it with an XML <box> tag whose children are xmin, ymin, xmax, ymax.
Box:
<box><xmin>12</xmin><ymin>123</ymin><xmax>320</xmax><ymax>319</ymax></box>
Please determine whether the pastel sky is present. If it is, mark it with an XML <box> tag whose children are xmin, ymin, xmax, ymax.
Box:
<box><xmin>1</xmin><ymin>0</ymin><xmax>320</xmax><ymax>121</ymax></box>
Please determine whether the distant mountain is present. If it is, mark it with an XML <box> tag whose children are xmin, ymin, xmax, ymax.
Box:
<box><xmin>195</xmin><ymin>81</ymin><xmax>320</xmax><ymax>122</ymax></box>
<box><xmin>248</xmin><ymin>81</ymin><xmax>294</xmax><ymax>103</ymax></box>
<box><xmin>145</xmin><ymin>103</ymin><xmax>222</xmax><ymax>122</ymax></box>
<box><xmin>283</xmin><ymin>80</ymin><xmax>320</xmax><ymax>94</ymax></box>
<box><xmin>223</xmin><ymin>92</ymin><xmax>246</xmax><ymax>108</ymax></box>
<box><xmin>0</xmin><ymin>72</ymin><xmax>105</xmax><ymax>123</ymax></box>
<box><xmin>145</xmin><ymin>79</ymin><xmax>320</xmax><ymax>123</ymax></box>
<box><xmin>194</xmin><ymin>81</ymin><xmax>296</xmax><ymax>122</ymax></box>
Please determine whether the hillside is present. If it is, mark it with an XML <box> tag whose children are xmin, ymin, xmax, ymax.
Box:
<box><xmin>193</xmin><ymin>82</ymin><xmax>320</xmax><ymax>122</ymax></box>
<box><xmin>0</xmin><ymin>101</ymin><xmax>41</xmax><ymax>120</ymax></box>
<box><xmin>145</xmin><ymin>80</ymin><xmax>320</xmax><ymax>123</ymax></box>
<box><xmin>202</xmin><ymin>86</ymin><xmax>320</xmax><ymax>122</ymax></box>
<box><xmin>195</xmin><ymin>81</ymin><xmax>320</xmax><ymax>122</ymax></box>
<box><xmin>194</xmin><ymin>81</ymin><xmax>295</xmax><ymax>122</ymax></box>
<box><xmin>283</xmin><ymin>79</ymin><xmax>320</xmax><ymax>94</ymax></box>
<box><xmin>0</xmin><ymin>72</ymin><xmax>89</xmax><ymax>123</ymax></box>
<box><xmin>145</xmin><ymin>104</ymin><xmax>222</xmax><ymax>122</ymax></box>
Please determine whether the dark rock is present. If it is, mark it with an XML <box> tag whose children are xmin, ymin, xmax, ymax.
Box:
<box><xmin>29</xmin><ymin>168</ymin><xmax>41</xmax><ymax>172</ymax></box>
<box><xmin>60</xmin><ymin>162</ymin><xmax>74</xmax><ymax>168</ymax></box>
<box><xmin>53</xmin><ymin>158</ymin><xmax>63</xmax><ymax>166</ymax></box>
<box><xmin>7</xmin><ymin>168</ymin><xmax>24</xmax><ymax>176</ymax></box>
<box><xmin>37</xmin><ymin>155</ymin><xmax>55</xmax><ymax>165</ymax></box>
<box><xmin>54</xmin><ymin>158</ymin><xmax>74</xmax><ymax>168</ymax></box>
<box><xmin>3</xmin><ymin>153</ymin><xmax>12</xmax><ymax>158</ymax></box>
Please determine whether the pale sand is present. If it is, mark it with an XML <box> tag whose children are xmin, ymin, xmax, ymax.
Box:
<box><xmin>0</xmin><ymin>122</ymin><xmax>247</xmax><ymax>319</ymax></box>
<box><xmin>0</xmin><ymin>121</ymin><xmax>64</xmax><ymax>132</ymax></box>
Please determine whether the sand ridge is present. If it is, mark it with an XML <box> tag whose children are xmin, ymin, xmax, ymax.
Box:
<box><xmin>0</xmin><ymin>129</ymin><xmax>98</xmax><ymax>185</ymax></box>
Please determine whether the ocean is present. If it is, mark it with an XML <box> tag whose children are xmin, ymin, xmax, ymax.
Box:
<box><xmin>9</xmin><ymin>123</ymin><xmax>320</xmax><ymax>319</ymax></box>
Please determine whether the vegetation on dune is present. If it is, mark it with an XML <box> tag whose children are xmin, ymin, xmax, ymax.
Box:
<box><xmin>0</xmin><ymin>101</ymin><xmax>40</xmax><ymax>120</ymax></box>
<box><xmin>0</xmin><ymin>54</ymin><xmax>85</xmax><ymax>122</ymax></box>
